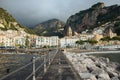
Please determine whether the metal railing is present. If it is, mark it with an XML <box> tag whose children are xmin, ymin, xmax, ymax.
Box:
<box><xmin>0</xmin><ymin>49</ymin><xmax>58</xmax><ymax>80</ymax></box>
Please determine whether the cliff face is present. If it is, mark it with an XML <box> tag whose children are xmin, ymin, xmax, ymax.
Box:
<box><xmin>0</xmin><ymin>8</ymin><xmax>19</xmax><ymax>30</ymax></box>
<box><xmin>64</xmin><ymin>2</ymin><xmax>120</xmax><ymax>35</ymax></box>
<box><xmin>0</xmin><ymin>8</ymin><xmax>34</xmax><ymax>34</ymax></box>
<box><xmin>34</xmin><ymin>19</ymin><xmax>65</xmax><ymax>37</ymax></box>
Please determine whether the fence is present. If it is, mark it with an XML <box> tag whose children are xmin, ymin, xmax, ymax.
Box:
<box><xmin>0</xmin><ymin>49</ymin><xmax>58</xmax><ymax>80</ymax></box>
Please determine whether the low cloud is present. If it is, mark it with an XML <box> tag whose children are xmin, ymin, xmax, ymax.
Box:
<box><xmin>0</xmin><ymin>0</ymin><xmax>120</xmax><ymax>27</ymax></box>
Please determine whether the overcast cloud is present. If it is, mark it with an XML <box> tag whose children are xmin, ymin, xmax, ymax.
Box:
<box><xmin>0</xmin><ymin>0</ymin><xmax>120</xmax><ymax>27</ymax></box>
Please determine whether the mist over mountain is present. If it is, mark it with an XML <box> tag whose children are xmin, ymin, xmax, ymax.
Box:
<box><xmin>0</xmin><ymin>0</ymin><xmax>120</xmax><ymax>28</ymax></box>
<box><xmin>1</xmin><ymin>2</ymin><xmax>120</xmax><ymax>37</ymax></box>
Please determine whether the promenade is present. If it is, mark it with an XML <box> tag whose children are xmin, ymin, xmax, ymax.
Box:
<box><xmin>39</xmin><ymin>50</ymin><xmax>81</xmax><ymax>80</ymax></box>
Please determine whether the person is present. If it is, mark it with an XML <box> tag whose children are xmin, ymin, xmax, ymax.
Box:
<box><xmin>6</xmin><ymin>68</ymin><xmax>10</xmax><ymax>73</ymax></box>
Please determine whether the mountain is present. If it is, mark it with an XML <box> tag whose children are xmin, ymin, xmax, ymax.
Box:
<box><xmin>33</xmin><ymin>19</ymin><xmax>65</xmax><ymax>37</ymax></box>
<box><xmin>64</xmin><ymin>2</ymin><xmax>120</xmax><ymax>36</ymax></box>
<box><xmin>0</xmin><ymin>7</ymin><xmax>35</xmax><ymax>34</ymax></box>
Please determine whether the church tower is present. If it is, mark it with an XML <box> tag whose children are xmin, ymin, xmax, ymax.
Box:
<box><xmin>66</xmin><ymin>26</ymin><xmax>73</xmax><ymax>36</ymax></box>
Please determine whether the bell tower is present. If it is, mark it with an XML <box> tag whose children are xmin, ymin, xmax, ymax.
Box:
<box><xmin>66</xmin><ymin>26</ymin><xmax>73</xmax><ymax>36</ymax></box>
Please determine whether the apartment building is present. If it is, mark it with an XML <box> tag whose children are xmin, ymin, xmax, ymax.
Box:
<box><xmin>60</xmin><ymin>36</ymin><xmax>79</xmax><ymax>48</ymax></box>
<box><xmin>36</xmin><ymin>36</ymin><xmax>59</xmax><ymax>48</ymax></box>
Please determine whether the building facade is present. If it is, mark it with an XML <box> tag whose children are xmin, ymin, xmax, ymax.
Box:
<box><xmin>36</xmin><ymin>36</ymin><xmax>59</xmax><ymax>48</ymax></box>
<box><xmin>60</xmin><ymin>36</ymin><xmax>79</xmax><ymax>48</ymax></box>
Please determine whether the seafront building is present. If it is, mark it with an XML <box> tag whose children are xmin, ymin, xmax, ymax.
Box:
<box><xmin>14</xmin><ymin>36</ymin><xmax>26</xmax><ymax>47</ymax></box>
<box><xmin>0</xmin><ymin>25</ymin><xmax>119</xmax><ymax>49</ymax></box>
<box><xmin>36</xmin><ymin>36</ymin><xmax>59</xmax><ymax>48</ymax></box>
<box><xmin>29</xmin><ymin>34</ymin><xmax>38</xmax><ymax>47</ymax></box>
<box><xmin>79</xmin><ymin>34</ymin><xmax>94</xmax><ymax>41</ymax></box>
<box><xmin>0</xmin><ymin>30</ymin><xmax>29</xmax><ymax>48</ymax></box>
<box><xmin>60</xmin><ymin>36</ymin><xmax>79</xmax><ymax>48</ymax></box>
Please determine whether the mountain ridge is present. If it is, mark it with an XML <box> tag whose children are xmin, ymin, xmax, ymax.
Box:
<box><xmin>0</xmin><ymin>7</ymin><xmax>35</xmax><ymax>34</ymax></box>
<box><xmin>64</xmin><ymin>2</ymin><xmax>120</xmax><ymax>36</ymax></box>
<box><xmin>33</xmin><ymin>18</ymin><xmax>65</xmax><ymax>37</ymax></box>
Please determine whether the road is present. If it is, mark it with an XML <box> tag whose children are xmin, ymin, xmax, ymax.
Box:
<box><xmin>39</xmin><ymin>50</ymin><xmax>81</xmax><ymax>80</ymax></box>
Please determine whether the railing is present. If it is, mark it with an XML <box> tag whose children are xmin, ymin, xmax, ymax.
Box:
<box><xmin>0</xmin><ymin>49</ymin><xmax>58</xmax><ymax>80</ymax></box>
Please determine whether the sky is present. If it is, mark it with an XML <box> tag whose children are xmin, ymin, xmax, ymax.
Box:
<box><xmin>0</xmin><ymin>0</ymin><xmax>120</xmax><ymax>27</ymax></box>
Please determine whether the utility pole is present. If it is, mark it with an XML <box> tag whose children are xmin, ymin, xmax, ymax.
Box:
<box><xmin>32</xmin><ymin>57</ymin><xmax>36</xmax><ymax>80</ymax></box>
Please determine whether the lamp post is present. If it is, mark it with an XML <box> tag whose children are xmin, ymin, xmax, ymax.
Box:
<box><xmin>44</xmin><ymin>53</ymin><xmax>46</xmax><ymax>73</ymax></box>
<box><xmin>32</xmin><ymin>57</ymin><xmax>36</xmax><ymax>80</ymax></box>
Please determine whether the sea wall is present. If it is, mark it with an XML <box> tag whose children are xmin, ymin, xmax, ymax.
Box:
<box><xmin>64</xmin><ymin>52</ymin><xmax>120</xmax><ymax>80</ymax></box>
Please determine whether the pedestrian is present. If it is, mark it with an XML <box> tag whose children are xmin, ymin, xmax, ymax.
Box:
<box><xmin>6</xmin><ymin>68</ymin><xmax>10</xmax><ymax>73</ymax></box>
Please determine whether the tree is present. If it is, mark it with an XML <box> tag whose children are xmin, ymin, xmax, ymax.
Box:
<box><xmin>25</xmin><ymin>36</ymin><xmax>30</xmax><ymax>48</ymax></box>
<box><xmin>100</xmin><ymin>36</ymin><xmax>111</xmax><ymax>42</ymax></box>
<box><xmin>0</xmin><ymin>42</ymin><xmax>4</xmax><ymax>46</ymax></box>
<box><xmin>111</xmin><ymin>36</ymin><xmax>120</xmax><ymax>41</ymax></box>
<box><xmin>76</xmin><ymin>40</ymin><xmax>84</xmax><ymax>45</ymax></box>
<box><xmin>114</xmin><ymin>21</ymin><xmax>120</xmax><ymax>35</ymax></box>
<box><xmin>87</xmin><ymin>39</ymin><xmax>98</xmax><ymax>45</ymax></box>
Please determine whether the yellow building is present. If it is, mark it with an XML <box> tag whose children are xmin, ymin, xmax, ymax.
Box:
<box><xmin>94</xmin><ymin>34</ymin><xmax>104</xmax><ymax>41</ymax></box>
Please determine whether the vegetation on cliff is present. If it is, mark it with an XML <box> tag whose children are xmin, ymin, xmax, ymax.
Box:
<box><xmin>65</xmin><ymin>2</ymin><xmax>120</xmax><ymax>35</ymax></box>
<box><xmin>0</xmin><ymin>8</ymin><xmax>35</xmax><ymax>34</ymax></box>
<box><xmin>33</xmin><ymin>19</ymin><xmax>65</xmax><ymax>37</ymax></box>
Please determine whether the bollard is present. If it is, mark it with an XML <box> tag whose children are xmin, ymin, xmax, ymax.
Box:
<box><xmin>32</xmin><ymin>57</ymin><xmax>36</xmax><ymax>80</ymax></box>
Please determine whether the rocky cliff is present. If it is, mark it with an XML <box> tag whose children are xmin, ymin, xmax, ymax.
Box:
<box><xmin>0</xmin><ymin>8</ymin><xmax>34</xmax><ymax>34</ymax></box>
<box><xmin>34</xmin><ymin>19</ymin><xmax>65</xmax><ymax>37</ymax></box>
<box><xmin>64</xmin><ymin>2</ymin><xmax>120</xmax><ymax>36</ymax></box>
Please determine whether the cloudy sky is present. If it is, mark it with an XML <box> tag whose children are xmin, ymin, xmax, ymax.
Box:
<box><xmin>0</xmin><ymin>0</ymin><xmax>120</xmax><ymax>27</ymax></box>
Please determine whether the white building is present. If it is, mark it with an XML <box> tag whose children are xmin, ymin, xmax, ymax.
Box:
<box><xmin>0</xmin><ymin>29</ymin><xmax>29</xmax><ymax>48</ymax></box>
<box><xmin>60</xmin><ymin>36</ymin><xmax>79</xmax><ymax>48</ymax></box>
<box><xmin>93</xmin><ymin>27</ymin><xmax>105</xmax><ymax>35</ymax></box>
<box><xmin>79</xmin><ymin>34</ymin><xmax>94</xmax><ymax>41</ymax></box>
<box><xmin>36</xmin><ymin>36</ymin><xmax>59</xmax><ymax>48</ymax></box>
<box><xmin>14</xmin><ymin>36</ymin><xmax>26</xmax><ymax>47</ymax></box>
<box><xmin>0</xmin><ymin>34</ymin><xmax>7</xmax><ymax>46</ymax></box>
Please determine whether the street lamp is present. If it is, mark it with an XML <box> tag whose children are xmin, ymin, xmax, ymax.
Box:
<box><xmin>32</xmin><ymin>57</ymin><xmax>36</xmax><ymax>80</ymax></box>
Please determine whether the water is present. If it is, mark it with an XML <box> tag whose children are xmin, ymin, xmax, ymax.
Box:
<box><xmin>90</xmin><ymin>53</ymin><xmax>120</xmax><ymax>64</ymax></box>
